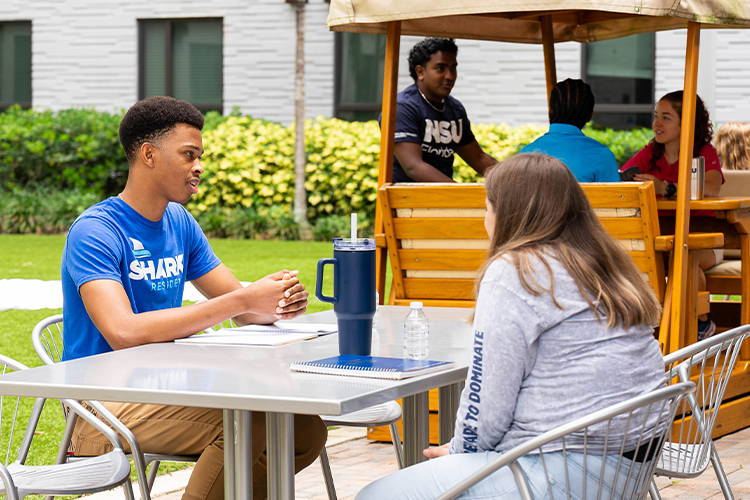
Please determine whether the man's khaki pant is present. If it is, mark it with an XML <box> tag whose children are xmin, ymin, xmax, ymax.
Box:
<box><xmin>72</xmin><ymin>402</ymin><xmax>327</xmax><ymax>500</ymax></box>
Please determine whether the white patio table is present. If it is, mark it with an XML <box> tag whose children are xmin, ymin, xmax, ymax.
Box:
<box><xmin>0</xmin><ymin>306</ymin><xmax>473</xmax><ymax>500</ymax></box>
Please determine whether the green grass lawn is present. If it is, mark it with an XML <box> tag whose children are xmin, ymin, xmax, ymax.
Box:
<box><xmin>0</xmin><ymin>234</ymin><xmax>392</xmax><ymax>486</ymax></box>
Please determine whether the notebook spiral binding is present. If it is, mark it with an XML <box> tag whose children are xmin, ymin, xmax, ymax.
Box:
<box><xmin>295</xmin><ymin>361</ymin><xmax>397</xmax><ymax>373</ymax></box>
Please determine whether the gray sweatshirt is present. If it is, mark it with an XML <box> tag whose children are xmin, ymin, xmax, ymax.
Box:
<box><xmin>449</xmin><ymin>255</ymin><xmax>665</xmax><ymax>455</ymax></box>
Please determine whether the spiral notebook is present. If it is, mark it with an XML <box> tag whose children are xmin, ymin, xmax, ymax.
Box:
<box><xmin>290</xmin><ymin>355</ymin><xmax>454</xmax><ymax>380</ymax></box>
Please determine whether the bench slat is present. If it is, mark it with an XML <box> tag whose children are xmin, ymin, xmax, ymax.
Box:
<box><xmin>399</xmin><ymin>249</ymin><xmax>487</xmax><ymax>270</ymax></box>
<box><xmin>581</xmin><ymin>183</ymin><xmax>642</xmax><ymax>207</ymax></box>
<box><xmin>386</xmin><ymin>185</ymin><xmax>487</xmax><ymax>209</ymax></box>
<box><xmin>393</xmin><ymin>218</ymin><xmax>487</xmax><ymax>239</ymax></box>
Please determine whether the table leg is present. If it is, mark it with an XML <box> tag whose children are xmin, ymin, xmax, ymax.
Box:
<box><xmin>266</xmin><ymin>412</ymin><xmax>295</xmax><ymax>500</ymax></box>
<box><xmin>402</xmin><ymin>392</ymin><xmax>430</xmax><ymax>466</ymax></box>
<box><xmin>234</xmin><ymin>410</ymin><xmax>253</xmax><ymax>500</ymax></box>
<box><xmin>438</xmin><ymin>382</ymin><xmax>463</xmax><ymax>445</ymax></box>
<box><xmin>224</xmin><ymin>410</ymin><xmax>236</xmax><ymax>500</ymax></box>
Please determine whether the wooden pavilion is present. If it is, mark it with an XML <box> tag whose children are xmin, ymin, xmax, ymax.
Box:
<box><xmin>327</xmin><ymin>0</ymin><xmax>750</xmax><ymax>438</ymax></box>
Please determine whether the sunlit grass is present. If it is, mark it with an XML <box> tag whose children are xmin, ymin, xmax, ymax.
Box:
<box><xmin>0</xmin><ymin>234</ymin><xmax>392</xmax><ymax>486</ymax></box>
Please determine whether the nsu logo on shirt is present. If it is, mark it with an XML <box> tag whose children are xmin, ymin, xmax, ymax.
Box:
<box><xmin>423</xmin><ymin>118</ymin><xmax>463</xmax><ymax>158</ymax></box>
<box><xmin>127</xmin><ymin>238</ymin><xmax>184</xmax><ymax>291</ymax></box>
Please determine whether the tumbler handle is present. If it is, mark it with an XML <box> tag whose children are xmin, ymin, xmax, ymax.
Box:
<box><xmin>315</xmin><ymin>258</ymin><xmax>338</xmax><ymax>304</ymax></box>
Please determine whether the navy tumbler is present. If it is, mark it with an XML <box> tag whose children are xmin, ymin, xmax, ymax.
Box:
<box><xmin>315</xmin><ymin>238</ymin><xmax>376</xmax><ymax>356</ymax></box>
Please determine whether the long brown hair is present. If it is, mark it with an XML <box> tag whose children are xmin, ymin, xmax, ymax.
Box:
<box><xmin>715</xmin><ymin>122</ymin><xmax>750</xmax><ymax>171</ymax></box>
<box><xmin>474</xmin><ymin>154</ymin><xmax>661</xmax><ymax>329</ymax></box>
<box><xmin>650</xmin><ymin>91</ymin><xmax>713</xmax><ymax>171</ymax></box>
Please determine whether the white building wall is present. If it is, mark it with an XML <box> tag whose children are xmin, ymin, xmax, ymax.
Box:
<box><xmin>654</xmin><ymin>28</ymin><xmax>750</xmax><ymax>128</ymax></box>
<box><xmin>0</xmin><ymin>0</ymin><xmax>334</xmax><ymax>124</ymax></box>
<box><xmin>393</xmin><ymin>36</ymin><xmax>582</xmax><ymax>127</ymax></box>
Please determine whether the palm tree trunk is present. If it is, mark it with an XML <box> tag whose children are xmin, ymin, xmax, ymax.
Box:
<box><xmin>294</xmin><ymin>0</ymin><xmax>311</xmax><ymax>239</ymax></box>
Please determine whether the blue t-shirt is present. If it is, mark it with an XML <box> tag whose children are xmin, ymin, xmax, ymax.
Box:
<box><xmin>519</xmin><ymin>123</ymin><xmax>620</xmax><ymax>182</ymax></box>
<box><xmin>382</xmin><ymin>84</ymin><xmax>476</xmax><ymax>183</ymax></box>
<box><xmin>61</xmin><ymin>197</ymin><xmax>221</xmax><ymax>360</ymax></box>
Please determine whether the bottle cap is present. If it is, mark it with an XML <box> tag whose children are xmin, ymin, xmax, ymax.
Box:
<box><xmin>410</xmin><ymin>301</ymin><xmax>423</xmax><ymax>308</ymax></box>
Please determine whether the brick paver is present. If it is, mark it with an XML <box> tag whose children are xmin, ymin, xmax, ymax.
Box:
<box><xmin>90</xmin><ymin>426</ymin><xmax>750</xmax><ymax>500</ymax></box>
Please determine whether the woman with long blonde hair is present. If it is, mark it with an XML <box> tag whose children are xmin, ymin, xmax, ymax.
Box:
<box><xmin>356</xmin><ymin>154</ymin><xmax>666</xmax><ymax>500</ymax></box>
<box><xmin>715</xmin><ymin>121</ymin><xmax>750</xmax><ymax>171</ymax></box>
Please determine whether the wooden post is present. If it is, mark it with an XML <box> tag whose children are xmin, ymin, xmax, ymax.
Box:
<box><xmin>375</xmin><ymin>21</ymin><xmax>401</xmax><ymax>304</ymax></box>
<box><xmin>668</xmin><ymin>21</ymin><xmax>701</xmax><ymax>352</ymax></box>
<box><xmin>540</xmin><ymin>15</ymin><xmax>557</xmax><ymax>103</ymax></box>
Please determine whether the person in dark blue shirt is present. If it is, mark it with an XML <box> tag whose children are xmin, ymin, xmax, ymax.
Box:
<box><xmin>520</xmin><ymin>79</ymin><xmax>619</xmax><ymax>182</ymax></box>
<box><xmin>385</xmin><ymin>38</ymin><xmax>498</xmax><ymax>182</ymax></box>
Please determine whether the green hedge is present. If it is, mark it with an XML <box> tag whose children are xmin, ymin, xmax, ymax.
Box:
<box><xmin>0</xmin><ymin>107</ymin><xmax>654</xmax><ymax>237</ymax></box>
<box><xmin>0</xmin><ymin>106</ymin><xmax>127</xmax><ymax>196</ymax></box>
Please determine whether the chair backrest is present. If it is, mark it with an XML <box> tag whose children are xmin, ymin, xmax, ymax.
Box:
<box><xmin>31</xmin><ymin>313</ymin><xmax>64</xmax><ymax>366</ymax></box>
<box><xmin>379</xmin><ymin>181</ymin><xmax>665</xmax><ymax>307</ymax></box>
<box><xmin>378</xmin><ymin>183</ymin><xmax>487</xmax><ymax>307</ymax></box>
<box><xmin>0</xmin><ymin>354</ymin><xmax>38</xmax><ymax>470</ymax></box>
<box><xmin>0</xmin><ymin>353</ymin><xmax>131</xmax><ymax>500</ymax></box>
<box><xmin>580</xmin><ymin>182</ymin><xmax>666</xmax><ymax>303</ymax></box>
<box><xmin>659</xmin><ymin>324</ymin><xmax>750</xmax><ymax>476</ymax></box>
<box><xmin>435</xmin><ymin>381</ymin><xmax>695</xmax><ymax>500</ymax></box>
<box><xmin>718</xmin><ymin>169</ymin><xmax>750</xmax><ymax>197</ymax></box>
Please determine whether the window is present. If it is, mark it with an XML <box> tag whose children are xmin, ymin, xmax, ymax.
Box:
<box><xmin>138</xmin><ymin>18</ymin><xmax>223</xmax><ymax>113</ymax></box>
<box><xmin>0</xmin><ymin>21</ymin><xmax>32</xmax><ymax>110</ymax></box>
<box><xmin>334</xmin><ymin>32</ymin><xmax>386</xmax><ymax>121</ymax></box>
<box><xmin>583</xmin><ymin>33</ymin><xmax>655</xmax><ymax>130</ymax></box>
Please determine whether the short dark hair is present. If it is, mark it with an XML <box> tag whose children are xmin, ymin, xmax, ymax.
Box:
<box><xmin>408</xmin><ymin>38</ymin><xmax>458</xmax><ymax>82</ymax></box>
<box><xmin>119</xmin><ymin>96</ymin><xmax>205</xmax><ymax>165</ymax></box>
<box><xmin>549</xmin><ymin>79</ymin><xmax>595</xmax><ymax>129</ymax></box>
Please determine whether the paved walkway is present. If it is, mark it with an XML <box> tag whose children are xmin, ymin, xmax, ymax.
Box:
<box><xmin>88</xmin><ymin>425</ymin><xmax>750</xmax><ymax>500</ymax></box>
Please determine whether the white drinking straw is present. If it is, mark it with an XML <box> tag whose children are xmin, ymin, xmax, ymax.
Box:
<box><xmin>351</xmin><ymin>213</ymin><xmax>357</xmax><ymax>242</ymax></box>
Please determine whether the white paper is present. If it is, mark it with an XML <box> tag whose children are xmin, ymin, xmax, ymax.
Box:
<box><xmin>176</xmin><ymin>331</ymin><xmax>320</xmax><ymax>346</ymax></box>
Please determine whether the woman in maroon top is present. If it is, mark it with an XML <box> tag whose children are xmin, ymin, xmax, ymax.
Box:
<box><xmin>623</xmin><ymin>91</ymin><xmax>725</xmax><ymax>340</ymax></box>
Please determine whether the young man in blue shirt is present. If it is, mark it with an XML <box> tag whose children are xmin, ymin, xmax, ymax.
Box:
<box><xmin>62</xmin><ymin>96</ymin><xmax>326</xmax><ymax>500</ymax></box>
<box><xmin>387</xmin><ymin>38</ymin><xmax>498</xmax><ymax>182</ymax></box>
<box><xmin>520</xmin><ymin>79</ymin><xmax>620</xmax><ymax>182</ymax></box>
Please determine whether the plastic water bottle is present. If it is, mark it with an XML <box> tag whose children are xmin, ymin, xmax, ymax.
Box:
<box><xmin>403</xmin><ymin>302</ymin><xmax>429</xmax><ymax>360</ymax></box>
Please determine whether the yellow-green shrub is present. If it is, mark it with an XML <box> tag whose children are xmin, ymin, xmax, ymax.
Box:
<box><xmin>189</xmin><ymin>117</ymin><xmax>547</xmax><ymax>226</ymax></box>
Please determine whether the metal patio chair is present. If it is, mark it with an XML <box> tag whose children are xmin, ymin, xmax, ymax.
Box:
<box><xmin>651</xmin><ymin>324</ymin><xmax>750</xmax><ymax>500</ymax></box>
<box><xmin>319</xmin><ymin>402</ymin><xmax>404</xmax><ymax>500</ymax></box>
<box><xmin>31</xmin><ymin>314</ymin><xmax>198</xmax><ymax>500</ymax></box>
<box><xmin>0</xmin><ymin>353</ymin><xmax>133</xmax><ymax>500</ymax></box>
<box><xmin>433</xmin><ymin>381</ymin><xmax>694</xmax><ymax>500</ymax></box>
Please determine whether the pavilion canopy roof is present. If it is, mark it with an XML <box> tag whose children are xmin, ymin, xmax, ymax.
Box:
<box><xmin>327</xmin><ymin>1</ymin><xmax>750</xmax><ymax>43</ymax></box>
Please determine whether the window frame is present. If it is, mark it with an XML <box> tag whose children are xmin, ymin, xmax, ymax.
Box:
<box><xmin>0</xmin><ymin>20</ymin><xmax>32</xmax><ymax>111</ymax></box>
<box><xmin>333</xmin><ymin>32</ymin><xmax>384</xmax><ymax>121</ymax></box>
<box><xmin>581</xmin><ymin>34</ymin><xmax>656</xmax><ymax>128</ymax></box>
<box><xmin>137</xmin><ymin>17</ymin><xmax>223</xmax><ymax>114</ymax></box>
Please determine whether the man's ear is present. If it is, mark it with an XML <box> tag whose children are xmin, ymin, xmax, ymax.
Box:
<box><xmin>140</xmin><ymin>142</ymin><xmax>157</xmax><ymax>169</ymax></box>
<box><xmin>415</xmin><ymin>64</ymin><xmax>425</xmax><ymax>81</ymax></box>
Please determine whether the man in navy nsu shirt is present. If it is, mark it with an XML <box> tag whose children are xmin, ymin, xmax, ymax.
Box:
<box><xmin>384</xmin><ymin>38</ymin><xmax>498</xmax><ymax>182</ymax></box>
<box><xmin>61</xmin><ymin>96</ymin><xmax>326</xmax><ymax>500</ymax></box>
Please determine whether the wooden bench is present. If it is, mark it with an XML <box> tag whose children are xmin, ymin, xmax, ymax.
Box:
<box><xmin>379</xmin><ymin>180</ymin><xmax>722</xmax><ymax>345</ymax></box>
<box><xmin>372</xmin><ymin>181</ymin><xmax>720</xmax><ymax>444</ymax></box>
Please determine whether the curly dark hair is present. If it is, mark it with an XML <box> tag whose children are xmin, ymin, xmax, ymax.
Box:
<box><xmin>408</xmin><ymin>38</ymin><xmax>458</xmax><ymax>82</ymax></box>
<box><xmin>549</xmin><ymin>79</ymin><xmax>595</xmax><ymax>129</ymax></box>
<box><xmin>649</xmin><ymin>91</ymin><xmax>714</xmax><ymax>171</ymax></box>
<box><xmin>119</xmin><ymin>96</ymin><xmax>204</xmax><ymax>165</ymax></box>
